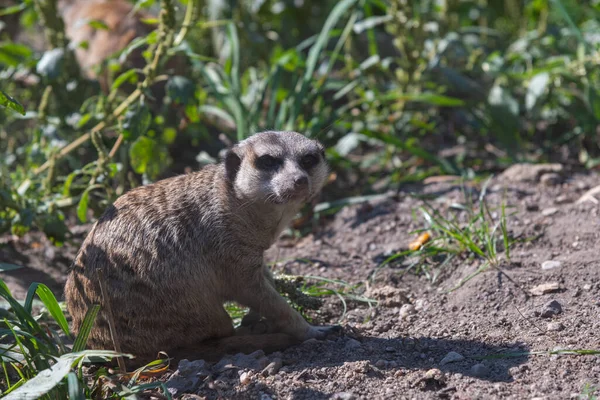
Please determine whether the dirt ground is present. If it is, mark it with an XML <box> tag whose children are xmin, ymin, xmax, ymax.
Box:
<box><xmin>1</xmin><ymin>167</ymin><xmax>599</xmax><ymax>399</ymax></box>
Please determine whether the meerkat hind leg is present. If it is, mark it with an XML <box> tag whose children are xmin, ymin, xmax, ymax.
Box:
<box><xmin>170</xmin><ymin>333</ymin><xmax>300</xmax><ymax>363</ymax></box>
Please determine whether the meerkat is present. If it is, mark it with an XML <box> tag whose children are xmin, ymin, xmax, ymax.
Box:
<box><xmin>64</xmin><ymin>131</ymin><xmax>340</xmax><ymax>366</ymax></box>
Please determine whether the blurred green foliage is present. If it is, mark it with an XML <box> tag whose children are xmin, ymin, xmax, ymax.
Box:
<box><xmin>1</xmin><ymin>0</ymin><xmax>599</xmax><ymax>243</ymax></box>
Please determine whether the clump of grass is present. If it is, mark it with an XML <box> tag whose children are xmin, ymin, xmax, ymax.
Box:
<box><xmin>580</xmin><ymin>383</ymin><xmax>599</xmax><ymax>400</ymax></box>
<box><xmin>0</xmin><ymin>270</ymin><xmax>169</xmax><ymax>399</ymax></box>
<box><xmin>372</xmin><ymin>178</ymin><xmax>518</xmax><ymax>291</ymax></box>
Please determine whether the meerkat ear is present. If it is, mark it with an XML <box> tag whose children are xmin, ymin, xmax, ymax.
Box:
<box><xmin>225</xmin><ymin>147</ymin><xmax>242</xmax><ymax>182</ymax></box>
<box><xmin>317</xmin><ymin>142</ymin><xmax>326</xmax><ymax>158</ymax></box>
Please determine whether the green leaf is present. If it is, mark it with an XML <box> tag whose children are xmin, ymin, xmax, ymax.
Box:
<box><xmin>77</xmin><ymin>189</ymin><xmax>90</xmax><ymax>223</ymax></box>
<box><xmin>129</xmin><ymin>136</ymin><xmax>169</xmax><ymax>178</ymax></box>
<box><xmin>166</xmin><ymin>75</ymin><xmax>196</xmax><ymax>105</ymax></box>
<box><xmin>0</xmin><ymin>89</ymin><xmax>25</xmax><ymax>115</ymax></box>
<box><xmin>111</xmin><ymin>69</ymin><xmax>139</xmax><ymax>91</ymax></box>
<box><xmin>225</xmin><ymin>22</ymin><xmax>240</xmax><ymax>95</ymax></box>
<box><xmin>62</xmin><ymin>172</ymin><xmax>77</xmax><ymax>197</ymax></box>
<box><xmin>23</xmin><ymin>283</ymin><xmax>70</xmax><ymax>336</ymax></box>
<box><xmin>0</xmin><ymin>262</ymin><xmax>23</xmax><ymax>272</ymax></box>
<box><xmin>87</xmin><ymin>19</ymin><xmax>109</xmax><ymax>30</ymax></box>
<box><xmin>3</xmin><ymin>351</ymin><xmax>131</xmax><ymax>400</ymax></box>
<box><xmin>587</xmin><ymin>85</ymin><xmax>600</xmax><ymax>121</ymax></box>
<box><xmin>72</xmin><ymin>304</ymin><xmax>100</xmax><ymax>352</ymax></box>
<box><xmin>67</xmin><ymin>372</ymin><xmax>85</xmax><ymax>400</ymax></box>
<box><xmin>122</xmin><ymin>103</ymin><xmax>151</xmax><ymax>140</ymax></box>
<box><xmin>0</xmin><ymin>279</ymin><xmax>41</xmax><ymax>334</ymax></box>
<box><xmin>0</xmin><ymin>43</ymin><xmax>33</xmax><ymax>67</ymax></box>
<box><xmin>0</xmin><ymin>3</ymin><xmax>27</xmax><ymax>16</ymax></box>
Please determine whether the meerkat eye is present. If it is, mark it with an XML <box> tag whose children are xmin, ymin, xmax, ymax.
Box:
<box><xmin>299</xmin><ymin>153</ymin><xmax>319</xmax><ymax>170</ymax></box>
<box><xmin>256</xmin><ymin>154</ymin><xmax>282</xmax><ymax>170</ymax></box>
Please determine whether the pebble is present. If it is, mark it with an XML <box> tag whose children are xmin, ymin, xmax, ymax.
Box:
<box><xmin>555</xmin><ymin>194</ymin><xmax>570</xmax><ymax>204</ymax></box>
<box><xmin>540</xmin><ymin>173</ymin><xmax>561</xmax><ymax>186</ymax></box>
<box><xmin>547</xmin><ymin>322</ymin><xmax>565</xmax><ymax>332</ymax></box>
<box><xmin>541</xmin><ymin>300</ymin><xmax>563</xmax><ymax>318</ymax></box>
<box><xmin>423</xmin><ymin>368</ymin><xmax>445</xmax><ymax>382</ymax></box>
<box><xmin>541</xmin><ymin>260</ymin><xmax>562</xmax><ymax>270</ymax></box>
<box><xmin>239</xmin><ymin>371</ymin><xmax>252</xmax><ymax>385</ymax></box>
<box><xmin>440</xmin><ymin>351</ymin><xmax>465</xmax><ymax>365</ymax></box>
<box><xmin>530</xmin><ymin>282</ymin><xmax>560</xmax><ymax>296</ymax></box>
<box><xmin>331</xmin><ymin>392</ymin><xmax>356</xmax><ymax>400</ymax></box>
<box><xmin>385</xmin><ymin>346</ymin><xmax>395</xmax><ymax>352</ymax></box>
<box><xmin>261</xmin><ymin>358</ymin><xmax>282</xmax><ymax>377</ymax></box>
<box><xmin>470</xmin><ymin>363</ymin><xmax>490</xmax><ymax>378</ymax></box>
<box><xmin>399</xmin><ymin>304</ymin><xmax>416</xmax><ymax>319</ymax></box>
<box><xmin>165</xmin><ymin>359</ymin><xmax>209</xmax><ymax>396</ymax></box>
<box><xmin>541</xmin><ymin>207</ymin><xmax>559</xmax><ymax>216</ymax></box>
<box><xmin>375</xmin><ymin>359</ymin><xmax>387</xmax><ymax>368</ymax></box>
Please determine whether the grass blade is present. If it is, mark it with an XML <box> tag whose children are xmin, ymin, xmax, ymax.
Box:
<box><xmin>291</xmin><ymin>0</ymin><xmax>359</xmax><ymax>122</ymax></box>
<box><xmin>67</xmin><ymin>371</ymin><xmax>85</xmax><ymax>400</ymax></box>
<box><xmin>72</xmin><ymin>304</ymin><xmax>100</xmax><ymax>352</ymax></box>
<box><xmin>24</xmin><ymin>283</ymin><xmax>70</xmax><ymax>337</ymax></box>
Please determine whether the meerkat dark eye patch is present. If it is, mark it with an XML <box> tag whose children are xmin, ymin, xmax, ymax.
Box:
<box><xmin>299</xmin><ymin>153</ymin><xmax>319</xmax><ymax>170</ymax></box>
<box><xmin>256</xmin><ymin>154</ymin><xmax>282</xmax><ymax>170</ymax></box>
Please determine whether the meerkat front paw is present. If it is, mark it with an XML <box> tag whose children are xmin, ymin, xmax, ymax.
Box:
<box><xmin>304</xmin><ymin>325</ymin><xmax>343</xmax><ymax>340</ymax></box>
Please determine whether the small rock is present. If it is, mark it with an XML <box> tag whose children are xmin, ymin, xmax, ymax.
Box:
<box><xmin>414</xmin><ymin>299</ymin><xmax>426</xmax><ymax>310</ymax></box>
<box><xmin>344</xmin><ymin>338</ymin><xmax>362</xmax><ymax>350</ymax></box>
<box><xmin>261</xmin><ymin>358</ymin><xmax>282</xmax><ymax>377</ymax></box>
<box><xmin>440</xmin><ymin>351</ymin><xmax>465</xmax><ymax>365</ymax></box>
<box><xmin>583</xmin><ymin>284</ymin><xmax>592</xmax><ymax>291</ymax></box>
<box><xmin>540</xmin><ymin>173</ymin><xmax>561</xmax><ymax>186</ymax></box>
<box><xmin>165</xmin><ymin>359</ymin><xmax>209</xmax><ymax>396</ymax></box>
<box><xmin>499</xmin><ymin>163</ymin><xmax>563</xmax><ymax>183</ymax></box>
<box><xmin>331</xmin><ymin>392</ymin><xmax>356</xmax><ymax>400</ymax></box>
<box><xmin>555</xmin><ymin>194</ymin><xmax>570</xmax><ymax>204</ymax></box>
<box><xmin>541</xmin><ymin>207</ymin><xmax>559</xmax><ymax>216</ymax></box>
<box><xmin>541</xmin><ymin>260</ymin><xmax>562</xmax><ymax>270</ymax></box>
<box><xmin>530</xmin><ymin>282</ymin><xmax>561</xmax><ymax>296</ymax></box>
<box><xmin>385</xmin><ymin>346</ymin><xmax>395</xmax><ymax>352</ymax></box>
<box><xmin>375</xmin><ymin>359</ymin><xmax>387</xmax><ymax>369</ymax></box>
<box><xmin>394</xmin><ymin>369</ymin><xmax>406</xmax><ymax>377</ymax></box>
<box><xmin>547</xmin><ymin>322</ymin><xmax>564</xmax><ymax>332</ymax></box>
<box><xmin>365</xmin><ymin>285</ymin><xmax>410</xmax><ymax>307</ymax></box>
<box><xmin>177</xmin><ymin>359</ymin><xmax>207</xmax><ymax>375</ymax></box>
<box><xmin>541</xmin><ymin>300</ymin><xmax>563</xmax><ymax>318</ymax></box>
<box><xmin>525</xmin><ymin>202</ymin><xmax>539</xmax><ymax>212</ymax></box>
<box><xmin>399</xmin><ymin>304</ymin><xmax>416</xmax><ymax>319</ymax></box>
<box><xmin>239</xmin><ymin>371</ymin><xmax>252</xmax><ymax>385</ymax></box>
<box><xmin>470</xmin><ymin>363</ymin><xmax>490</xmax><ymax>378</ymax></box>
<box><xmin>423</xmin><ymin>368</ymin><xmax>445</xmax><ymax>382</ymax></box>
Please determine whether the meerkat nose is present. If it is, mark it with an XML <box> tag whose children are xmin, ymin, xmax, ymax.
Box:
<box><xmin>294</xmin><ymin>175</ymin><xmax>309</xmax><ymax>188</ymax></box>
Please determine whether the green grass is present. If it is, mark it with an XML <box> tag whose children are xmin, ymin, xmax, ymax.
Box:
<box><xmin>2</xmin><ymin>0</ymin><xmax>600</xmax><ymax>241</ymax></box>
<box><xmin>370</xmin><ymin>179</ymin><xmax>518</xmax><ymax>291</ymax></box>
<box><xmin>0</xmin><ymin>267</ymin><xmax>170</xmax><ymax>399</ymax></box>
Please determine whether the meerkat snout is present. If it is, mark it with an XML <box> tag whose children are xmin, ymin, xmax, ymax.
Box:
<box><xmin>226</xmin><ymin>131</ymin><xmax>328</xmax><ymax>205</ymax></box>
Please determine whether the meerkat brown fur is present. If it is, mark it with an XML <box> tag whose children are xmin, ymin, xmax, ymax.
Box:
<box><xmin>64</xmin><ymin>131</ymin><xmax>340</xmax><ymax>365</ymax></box>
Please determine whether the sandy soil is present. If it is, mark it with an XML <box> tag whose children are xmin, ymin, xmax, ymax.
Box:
<box><xmin>1</xmin><ymin>168</ymin><xmax>599</xmax><ymax>399</ymax></box>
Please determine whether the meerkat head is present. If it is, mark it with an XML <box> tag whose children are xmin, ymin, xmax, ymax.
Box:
<box><xmin>224</xmin><ymin>131</ymin><xmax>328</xmax><ymax>205</ymax></box>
